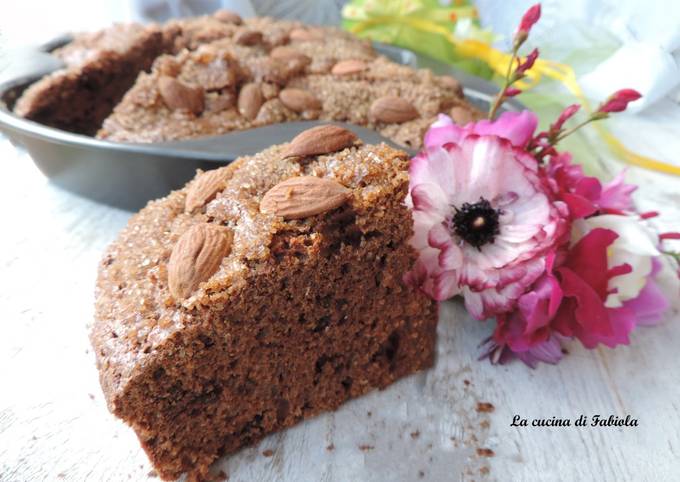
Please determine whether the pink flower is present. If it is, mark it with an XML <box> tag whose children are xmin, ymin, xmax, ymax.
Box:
<box><xmin>485</xmin><ymin>253</ymin><xmax>565</xmax><ymax>367</ymax></box>
<box><xmin>545</xmin><ymin>153</ymin><xmax>636</xmax><ymax>218</ymax></box>
<box><xmin>552</xmin><ymin>228</ymin><xmax>635</xmax><ymax>348</ymax></box>
<box><xmin>424</xmin><ymin>110</ymin><xmax>538</xmax><ymax>149</ymax></box>
<box><xmin>599</xmin><ymin>170</ymin><xmax>637</xmax><ymax>211</ymax></box>
<box><xmin>597</xmin><ymin>89</ymin><xmax>642</xmax><ymax>113</ymax></box>
<box><xmin>405</xmin><ymin>134</ymin><xmax>568</xmax><ymax>319</ymax></box>
<box><xmin>483</xmin><ymin>219</ymin><xmax>671</xmax><ymax>367</ymax></box>
<box><xmin>517</xmin><ymin>4</ymin><xmax>542</xmax><ymax>35</ymax></box>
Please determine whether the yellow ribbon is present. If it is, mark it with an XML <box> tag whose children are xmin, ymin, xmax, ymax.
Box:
<box><xmin>348</xmin><ymin>15</ymin><xmax>680</xmax><ymax>176</ymax></box>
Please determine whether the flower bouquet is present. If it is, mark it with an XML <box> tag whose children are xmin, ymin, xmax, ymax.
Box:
<box><xmin>404</xmin><ymin>4</ymin><xmax>680</xmax><ymax>367</ymax></box>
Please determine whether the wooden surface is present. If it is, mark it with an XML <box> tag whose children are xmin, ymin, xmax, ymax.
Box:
<box><xmin>1</xmin><ymin>131</ymin><xmax>679</xmax><ymax>482</ymax></box>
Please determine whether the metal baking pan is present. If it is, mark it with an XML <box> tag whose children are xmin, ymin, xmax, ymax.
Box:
<box><xmin>0</xmin><ymin>39</ymin><xmax>517</xmax><ymax>211</ymax></box>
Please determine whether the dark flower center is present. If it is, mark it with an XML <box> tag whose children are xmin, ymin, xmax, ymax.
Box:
<box><xmin>452</xmin><ymin>197</ymin><xmax>501</xmax><ymax>249</ymax></box>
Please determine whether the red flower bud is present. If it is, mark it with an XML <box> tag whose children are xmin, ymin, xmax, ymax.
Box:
<box><xmin>550</xmin><ymin>104</ymin><xmax>580</xmax><ymax>132</ymax></box>
<box><xmin>516</xmin><ymin>48</ymin><xmax>539</xmax><ymax>75</ymax></box>
<box><xmin>598</xmin><ymin>89</ymin><xmax>642</xmax><ymax>113</ymax></box>
<box><xmin>504</xmin><ymin>87</ymin><xmax>522</xmax><ymax>97</ymax></box>
<box><xmin>517</xmin><ymin>4</ymin><xmax>542</xmax><ymax>34</ymax></box>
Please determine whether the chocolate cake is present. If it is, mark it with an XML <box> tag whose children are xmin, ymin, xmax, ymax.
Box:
<box><xmin>13</xmin><ymin>12</ymin><xmax>480</xmax><ymax>145</ymax></box>
<box><xmin>14</xmin><ymin>23</ymin><xmax>172</xmax><ymax>135</ymax></box>
<box><xmin>91</xmin><ymin>125</ymin><xmax>438</xmax><ymax>480</ymax></box>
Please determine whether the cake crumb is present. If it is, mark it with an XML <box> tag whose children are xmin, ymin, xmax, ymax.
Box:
<box><xmin>463</xmin><ymin>379</ymin><xmax>470</xmax><ymax>386</ymax></box>
<box><xmin>358</xmin><ymin>444</ymin><xmax>374</xmax><ymax>451</ymax></box>
<box><xmin>326</xmin><ymin>443</ymin><xmax>335</xmax><ymax>451</ymax></box>
<box><xmin>88</xmin><ymin>393</ymin><xmax>95</xmax><ymax>400</ymax></box>
<box><xmin>476</xmin><ymin>402</ymin><xmax>495</xmax><ymax>413</ymax></box>
<box><xmin>480</xmin><ymin>466</ymin><xmax>490</xmax><ymax>475</ymax></box>
<box><xmin>367</xmin><ymin>411</ymin><xmax>372</xmax><ymax>417</ymax></box>
<box><xmin>418</xmin><ymin>470</ymin><xmax>425</xmax><ymax>478</ymax></box>
<box><xmin>262</xmin><ymin>449</ymin><xmax>274</xmax><ymax>457</ymax></box>
<box><xmin>410</xmin><ymin>430</ymin><xmax>420</xmax><ymax>439</ymax></box>
<box><xmin>476</xmin><ymin>448</ymin><xmax>495</xmax><ymax>457</ymax></box>
<box><xmin>147</xmin><ymin>470</ymin><xmax>158</xmax><ymax>478</ymax></box>
<box><xmin>480</xmin><ymin>420</ymin><xmax>490</xmax><ymax>429</ymax></box>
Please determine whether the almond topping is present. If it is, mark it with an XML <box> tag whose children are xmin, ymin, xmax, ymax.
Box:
<box><xmin>450</xmin><ymin>106</ymin><xmax>474</xmax><ymax>125</ymax></box>
<box><xmin>185</xmin><ymin>169</ymin><xmax>228</xmax><ymax>213</ymax></box>
<box><xmin>238</xmin><ymin>83</ymin><xmax>263</xmax><ymax>120</ymax></box>
<box><xmin>158</xmin><ymin>76</ymin><xmax>204</xmax><ymax>114</ymax></box>
<box><xmin>331</xmin><ymin>59</ymin><xmax>368</xmax><ymax>76</ymax></box>
<box><xmin>289</xmin><ymin>28</ymin><xmax>322</xmax><ymax>41</ymax></box>
<box><xmin>260</xmin><ymin>176</ymin><xmax>351</xmax><ymax>220</ymax></box>
<box><xmin>214</xmin><ymin>9</ymin><xmax>242</xmax><ymax>25</ymax></box>
<box><xmin>270</xmin><ymin>46</ymin><xmax>311</xmax><ymax>65</ymax></box>
<box><xmin>284</xmin><ymin>125</ymin><xmax>358</xmax><ymax>159</ymax></box>
<box><xmin>235</xmin><ymin>30</ymin><xmax>263</xmax><ymax>46</ymax></box>
<box><xmin>279</xmin><ymin>88</ymin><xmax>321</xmax><ymax>113</ymax></box>
<box><xmin>168</xmin><ymin>224</ymin><xmax>233</xmax><ymax>300</ymax></box>
<box><xmin>369</xmin><ymin>96</ymin><xmax>419</xmax><ymax>124</ymax></box>
<box><xmin>440</xmin><ymin>75</ymin><xmax>464</xmax><ymax>97</ymax></box>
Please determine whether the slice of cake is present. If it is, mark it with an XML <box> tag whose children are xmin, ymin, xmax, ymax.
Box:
<box><xmin>14</xmin><ymin>23</ymin><xmax>171</xmax><ymax>135</ymax></box>
<box><xmin>91</xmin><ymin>125</ymin><xmax>437</xmax><ymax>480</ymax></box>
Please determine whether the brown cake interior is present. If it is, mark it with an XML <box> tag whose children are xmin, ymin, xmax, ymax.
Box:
<box><xmin>92</xmin><ymin>140</ymin><xmax>437</xmax><ymax>480</ymax></box>
<box><xmin>13</xmin><ymin>24</ymin><xmax>170</xmax><ymax>135</ymax></box>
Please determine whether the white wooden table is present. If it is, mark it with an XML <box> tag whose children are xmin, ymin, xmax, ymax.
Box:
<box><xmin>1</xmin><ymin>126</ymin><xmax>679</xmax><ymax>481</ymax></box>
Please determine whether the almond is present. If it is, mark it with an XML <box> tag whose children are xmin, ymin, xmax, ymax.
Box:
<box><xmin>205</xmin><ymin>92</ymin><xmax>235</xmax><ymax>113</ymax></box>
<box><xmin>192</xmin><ymin>59</ymin><xmax>237</xmax><ymax>90</ymax></box>
<box><xmin>158</xmin><ymin>76</ymin><xmax>204</xmax><ymax>114</ymax></box>
<box><xmin>260</xmin><ymin>176</ymin><xmax>351</xmax><ymax>220</ymax></box>
<box><xmin>270</xmin><ymin>46</ymin><xmax>311</xmax><ymax>66</ymax></box>
<box><xmin>369</xmin><ymin>96</ymin><xmax>419</xmax><ymax>123</ymax></box>
<box><xmin>284</xmin><ymin>125</ymin><xmax>357</xmax><ymax>159</ymax></box>
<box><xmin>450</xmin><ymin>106</ymin><xmax>474</xmax><ymax>125</ymax></box>
<box><xmin>440</xmin><ymin>75</ymin><xmax>464</xmax><ymax>97</ymax></box>
<box><xmin>279</xmin><ymin>88</ymin><xmax>321</xmax><ymax>113</ymax></box>
<box><xmin>185</xmin><ymin>169</ymin><xmax>228</xmax><ymax>213</ymax></box>
<box><xmin>238</xmin><ymin>83</ymin><xmax>263</xmax><ymax>120</ymax></box>
<box><xmin>214</xmin><ymin>9</ymin><xmax>242</xmax><ymax>25</ymax></box>
<box><xmin>289</xmin><ymin>28</ymin><xmax>321</xmax><ymax>41</ymax></box>
<box><xmin>235</xmin><ymin>29</ymin><xmax>263</xmax><ymax>46</ymax></box>
<box><xmin>168</xmin><ymin>224</ymin><xmax>233</xmax><ymax>300</ymax></box>
<box><xmin>331</xmin><ymin>59</ymin><xmax>368</xmax><ymax>76</ymax></box>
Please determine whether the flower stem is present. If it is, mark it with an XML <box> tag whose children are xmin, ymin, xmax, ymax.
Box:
<box><xmin>488</xmin><ymin>49</ymin><xmax>518</xmax><ymax>120</ymax></box>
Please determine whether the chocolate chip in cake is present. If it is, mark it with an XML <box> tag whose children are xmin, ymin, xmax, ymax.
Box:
<box><xmin>238</xmin><ymin>83</ymin><xmax>263</xmax><ymax>120</ymax></box>
<box><xmin>260</xmin><ymin>176</ymin><xmax>351</xmax><ymax>220</ymax></box>
<box><xmin>284</xmin><ymin>125</ymin><xmax>358</xmax><ymax>159</ymax></box>
<box><xmin>369</xmin><ymin>96</ymin><xmax>419</xmax><ymax>124</ymax></box>
<box><xmin>279</xmin><ymin>88</ymin><xmax>321</xmax><ymax>113</ymax></box>
<box><xmin>158</xmin><ymin>76</ymin><xmax>204</xmax><ymax>114</ymax></box>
